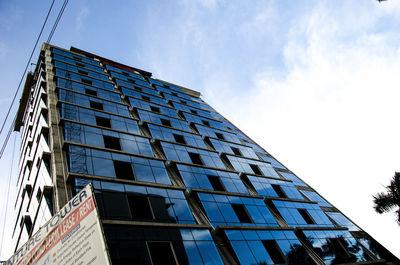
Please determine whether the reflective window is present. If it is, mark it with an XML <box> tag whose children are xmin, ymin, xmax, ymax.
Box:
<box><xmin>122</xmin><ymin>88</ymin><xmax>169</xmax><ymax>106</ymax></box>
<box><xmin>119</xmin><ymin>84</ymin><xmax>159</xmax><ymax>97</ymax></box>
<box><xmin>59</xmin><ymin>89</ymin><xmax>130</xmax><ymax>116</ymax></box>
<box><xmin>67</xmin><ymin>145</ymin><xmax>170</xmax><ymax>184</ymax></box>
<box><xmin>258</xmin><ymin>154</ymin><xmax>286</xmax><ymax>170</ymax></box>
<box><xmin>171</xmin><ymin>102</ymin><xmax>214</xmax><ymax>119</ymax></box>
<box><xmin>326</xmin><ymin>212</ymin><xmax>360</xmax><ymax>231</ymax></box>
<box><xmin>108</xmin><ymin>69</ymin><xmax>144</xmax><ymax>82</ymax></box>
<box><xmin>115</xmin><ymin>77</ymin><xmax>150</xmax><ymax>90</ymax></box>
<box><xmin>160</xmin><ymin>142</ymin><xmax>226</xmax><ymax>169</ymax></box>
<box><xmin>247</xmin><ymin>175</ymin><xmax>304</xmax><ymax>200</ymax></box>
<box><xmin>303</xmin><ymin>230</ymin><xmax>372</xmax><ymax>264</ymax></box>
<box><xmin>103</xmin><ymin>225</ymin><xmax>224</xmax><ymax>265</ymax></box>
<box><xmin>209</xmin><ymin>138</ymin><xmax>259</xmax><ymax>159</ymax></box>
<box><xmin>105</xmin><ymin>65</ymin><xmax>144</xmax><ymax>80</ymax></box>
<box><xmin>60</xmin><ymin>103</ymin><xmax>139</xmax><ymax>133</ymax></box>
<box><xmin>53</xmin><ymin>53</ymin><xmax>103</xmax><ymax>72</ymax></box>
<box><xmin>224</xmin><ymin>229</ymin><xmax>312</xmax><ymax>265</ymax></box>
<box><xmin>193</xmin><ymin>124</ymin><xmax>241</xmax><ymax>144</ymax></box>
<box><xmin>279</xmin><ymin>172</ymin><xmax>308</xmax><ymax>187</ymax></box>
<box><xmin>225</xmin><ymin>155</ymin><xmax>281</xmax><ymax>178</ymax></box>
<box><xmin>54</xmin><ymin>68</ymin><xmax>114</xmax><ymax>90</ymax></box>
<box><xmin>57</xmin><ymin>77</ymin><xmax>120</xmax><ymax>101</ymax></box>
<box><xmin>127</xmin><ymin>97</ymin><xmax>178</xmax><ymax>118</ymax></box>
<box><xmin>182</xmin><ymin>112</ymin><xmax>225</xmax><ymax>130</ymax></box>
<box><xmin>73</xmin><ymin>178</ymin><xmax>195</xmax><ymax>224</ymax></box>
<box><xmin>163</xmin><ymin>93</ymin><xmax>213</xmax><ymax>111</ymax></box>
<box><xmin>197</xmin><ymin>192</ymin><xmax>278</xmax><ymax>227</ymax></box>
<box><xmin>301</xmin><ymin>190</ymin><xmax>332</xmax><ymax>207</ymax></box>
<box><xmin>52</xmin><ymin>48</ymin><xmax>100</xmax><ymax>65</ymax></box>
<box><xmin>137</xmin><ymin>109</ymin><xmax>192</xmax><ymax>132</ymax></box>
<box><xmin>176</xmin><ymin>164</ymin><xmax>249</xmax><ymax>194</ymax></box>
<box><xmin>239</xmin><ymin>137</ymin><xmax>269</xmax><ymax>154</ymax></box>
<box><xmin>63</xmin><ymin>121</ymin><xmax>153</xmax><ymax>156</ymax></box>
<box><xmin>271</xmin><ymin>200</ymin><xmax>333</xmax><ymax>228</ymax></box>
<box><xmin>54</xmin><ymin>60</ymin><xmax>109</xmax><ymax>81</ymax></box>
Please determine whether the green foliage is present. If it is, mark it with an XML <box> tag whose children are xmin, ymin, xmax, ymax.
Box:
<box><xmin>373</xmin><ymin>172</ymin><xmax>400</xmax><ymax>224</ymax></box>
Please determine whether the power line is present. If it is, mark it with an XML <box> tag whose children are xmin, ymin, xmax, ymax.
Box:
<box><xmin>0</xmin><ymin>0</ymin><xmax>70</xmax><ymax>161</ymax></box>
<box><xmin>0</xmin><ymin>118</ymin><xmax>16</xmax><ymax>160</ymax></box>
<box><xmin>46</xmin><ymin>0</ymin><xmax>69</xmax><ymax>44</ymax></box>
<box><xmin>0</xmin><ymin>0</ymin><xmax>55</xmax><ymax>137</ymax></box>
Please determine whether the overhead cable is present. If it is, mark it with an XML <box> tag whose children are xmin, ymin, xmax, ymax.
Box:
<box><xmin>0</xmin><ymin>0</ymin><xmax>55</xmax><ymax>137</ymax></box>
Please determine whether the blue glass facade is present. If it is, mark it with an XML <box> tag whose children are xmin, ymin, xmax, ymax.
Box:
<box><xmin>11</xmin><ymin>44</ymin><xmax>398</xmax><ymax>265</ymax></box>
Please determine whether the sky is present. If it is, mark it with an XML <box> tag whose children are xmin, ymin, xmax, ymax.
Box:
<box><xmin>0</xmin><ymin>0</ymin><xmax>399</xmax><ymax>260</ymax></box>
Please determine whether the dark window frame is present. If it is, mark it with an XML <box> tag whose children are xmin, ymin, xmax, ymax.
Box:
<box><xmin>141</xmin><ymin>95</ymin><xmax>151</xmax><ymax>102</ymax></box>
<box><xmin>113</xmin><ymin>160</ymin><xmax>135</xmax><ymax>180</ymax></box>
<box><xmin>150</xmin><ymin>106</ymin><xmax>161</xmax><ymax>113</ymax></box>
<box><xmin>231</xmin><ymin>203</ymin><xmax>253</xmax><ymax>223</ymax></box>
<box><xmin>249</xmin><ymin>164</ymin><xmax>263</xmax><ymax>175</ymax></box>
<box><xmin>215</xmin><ymin>132</ymin><xmax>225</xmax><ymax>140</ymax></box>
<box><xmin>89</xmin><ymin>101</ymin><xmax>104</xmax><ymax>111</ymax></box>
<box><xmin>95</xmin><ymin>116</ymin><xmax>112</xmax><ymax>128</ymax></box>
<box><xmin>85</xmin><ymin>88</ymin><xmax>97</xmax><ymax>97</ymax></box>
<box><xmin>188</xmin><ymin>152</ymin><xmax>204</xmax><ymax>165</ymax></box>
<box><xmin>103</xmin><ymin>135</ymin><xmax>122</xmax><ymax>150</ymax></box>
<box><xmin>202</xmin><ymin>120</ymin><xmax>211</xmax><ymax>127</ymax></box>
<box><xmin>231</xmin><ymin>147</ymin><xmax>242</xmax><ymax>156</ymax></box>
<box><xmin>81</xmin><ymin>78</ymin><xmax>92</xmax><ymax>85</ymax></box>
<box><xmin>207</xmin><ymin>175</ymin><xmax>226</xmax><ymax>192</ymax></box>
<box><xmin>134</xmin><ymin>86</ymin><xmax>143</xmax><ymax>92</ymax></box>
<box><xmin>127</xmin><ymin>194</ymin><xmax>154</xmax><ymax>220</ymax></box>
<box><xmin>160</xmin><ymin>118</ymin><xmax>172</xmax><ymax>127</ymax></box>
<box><xmin>271</xmin><ymin>184</ymin><xmax>287</xmax><ymax>198</ymax></box>
<box><xmin>173</xmin><ymin>134</ymin><xmax>186</xmax><ymax>144</ymax></box>
<box><xmin>147</xmin><ymin>241</ymin><xmax>178</xmax><ymax>265</ymax></box>
<box><xmin>78</xmin><ymin>69</ymin><xmax>89</xmax><ymax>76</ymax></box>
<box><xmin>298</xmin><ymin>209</ymin><xmax>316</xmax><ymax>224</ymax></box>
<box><xmin>262</xmin><ymin>240</ymin><xmax>287</xmax><ymax>264</ymax></box>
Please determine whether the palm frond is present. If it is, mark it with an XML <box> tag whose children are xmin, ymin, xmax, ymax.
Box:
<box><xmin>396</xmin><ymin>208</ymin><xmax>400</xmax><ymax>225</ymax></box>
<box><xmin>373</xmin><ymin>192</ymin><xmax>396</xmax><ymax>214</ymax></box>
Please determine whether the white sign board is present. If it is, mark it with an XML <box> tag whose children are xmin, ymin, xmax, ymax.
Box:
<box><xmin>6</xmin><ymin>184</ymin><xmax>111</xmax><ymax>265</ymax></box>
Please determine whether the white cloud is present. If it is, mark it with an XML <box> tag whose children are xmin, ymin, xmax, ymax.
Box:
<box><xmin>0</xmin><ymin>5</ymin><xmax>22</xmax><ymax>31</ymax></box>
<box><xmin>206</xmin><ymin>1</ymin><xmax>400</xmax><ymax>258</ymax></box>
<box><xmin>0</xmin><ymin>41</ymin><xmax>8</xmax><ymax>59</ymax></box>
<box><xmin>76</xmin><ymin>6</ymin><xmax>89</xmax><ymax>32</ymax></box>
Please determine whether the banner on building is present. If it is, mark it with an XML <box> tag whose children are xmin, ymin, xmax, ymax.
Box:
<box><xmin>5</xmin><ymin>184</ymin><xmax>111</xmax><ymax>265</ymax></box>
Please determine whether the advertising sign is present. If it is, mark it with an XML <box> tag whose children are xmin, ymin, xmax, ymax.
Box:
<box><xmin>5</xmin><ymin>184</ymin><xmax>111</xmax><ymax>265</ymax></box>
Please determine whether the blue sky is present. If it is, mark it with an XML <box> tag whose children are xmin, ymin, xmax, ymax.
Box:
<box><xmin>1</xmin><ymin>0</ymin><xmax>399</xmax><ymax>259</ymax></box>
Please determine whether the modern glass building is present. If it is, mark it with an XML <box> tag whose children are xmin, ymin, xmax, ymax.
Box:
<box><xmin>10</xmin><ymin>43</ymin><xmax>399</xmax><ymax>264</ymax></box>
